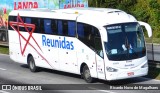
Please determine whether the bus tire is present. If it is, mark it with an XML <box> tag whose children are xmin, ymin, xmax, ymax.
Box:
<box><xmin>83</xmin><ymin>65</ymin><xmax>94</xmax><ymax>83</ymax></box>
<box><xmin>28</xmin><ymin>56</ymin><xmax>38</xmax><ymax>72</ymax></box>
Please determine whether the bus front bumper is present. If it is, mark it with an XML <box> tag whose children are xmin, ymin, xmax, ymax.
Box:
<box><xmin>106</xmin><ymin>67</ymin><xmax>148</xmax><ymax>81</ymax></box>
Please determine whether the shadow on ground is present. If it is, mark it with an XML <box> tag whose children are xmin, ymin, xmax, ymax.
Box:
<box><xmin>21</xmin><ymin>64</ymin><xmax>152</xmax><ymax>86</ymax></box>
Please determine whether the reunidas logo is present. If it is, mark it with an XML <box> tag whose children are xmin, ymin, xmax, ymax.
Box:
<box><xmin>42</xmin><ymin>35</ymin><xmax>74</xmax><ymax>50</ymax></box>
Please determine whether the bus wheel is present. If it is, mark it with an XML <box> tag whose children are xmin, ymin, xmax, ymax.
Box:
<box><xmin>28</xmin><ymin>56</ymin><xmax>37</xmax><ymax>72</ymax></box>
<box><xmin>83</xmin><ymin>65</ymin><xmax>94</xmax><ymax>83</ymax></box>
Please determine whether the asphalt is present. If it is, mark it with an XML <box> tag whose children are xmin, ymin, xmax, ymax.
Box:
<box><xmin>0</xmin><ymin>54</ymin><xmax>160</xmax><ymax>93</ymax></box>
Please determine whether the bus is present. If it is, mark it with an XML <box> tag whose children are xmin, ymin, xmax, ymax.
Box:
<box><xmin>8</xmin><ymin>8</ymin><xmax>152</xmax><ymax>83</ymax></box>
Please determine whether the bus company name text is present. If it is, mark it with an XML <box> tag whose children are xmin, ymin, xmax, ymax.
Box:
<box><xmin>42</xmin><ymin>35</ymin><xmax>74</xmax><ymax>50</ymax></box>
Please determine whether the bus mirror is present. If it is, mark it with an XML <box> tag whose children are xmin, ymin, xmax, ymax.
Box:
<box><xmin>138</xmin><ymin>21</ymin><xmax>152</xmax><ymax>38</ymax></box>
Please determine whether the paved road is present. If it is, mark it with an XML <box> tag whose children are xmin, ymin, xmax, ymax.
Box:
<box><xmin>0</xmin><ymin>54</ymin><xmax>160</xmax><ymax>93</ymax></box>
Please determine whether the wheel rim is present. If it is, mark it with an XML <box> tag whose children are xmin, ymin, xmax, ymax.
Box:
<box><xmin>30</xmin><ymin>60</ymin><xmax>34</xmax><ymax>69</ymax></box>
<box><xmin>84</xmin><ymin>69</ymin><xmax>91</xmax><ymax>80</ymax></box>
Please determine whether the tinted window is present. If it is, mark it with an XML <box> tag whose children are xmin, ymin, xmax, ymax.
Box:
<box><xmin>62</xmin><ymin>20</ymin><xmax>68</xmax><ymax>36</ymax></box>
<box><xmin>31</xmin><ymin>18</ymin><xmax>40</xmax><ymax>33</ymax></box>
<box><xmin>57</xmin><ymin>20</ymin><xmax>76</xmax><ymax>36</ymax></box>
<box><xmin>44</xmin><ymin>19</ymin><xmax>52</xmax><ymax>34</ymax></box>
<box><xmin>77</xmin><ymin>23</ymin><xmax>84</xmax><ymax>38</ymax></box>
<box><xmin>9</xmin><ymin>16</ymin><xmax>76</xmax><ymax>37</ymax></box>
<box><xmin>24</xmin><ymin>17</ymin><xmax>36</xmax><ymax>32</ymax></box>
<box><xmin>25</xmin><ymin>18</ymin><xmax>31</xmax><ymax>24</ymax></box>
<box><xmin>51</xmin><ymin>20</ymin><xmax>58</xmax><ymax>35</ymax></box>
<box><xmin>19</xmin><ymin>17</ymin><xmax>25</xmax><ymax>31</ymax></box>
<box><xmin>68</xmin><ymin>21</ymin><xmax>76</xmax><ymax>37</ymax></box>
<box><xmin>58</xmin><ymin>20</ymin><xmax>63</xmax><ymax>35</ymax></box>
<box><xmin>8</xmin><ymin>16</ymin><xmax>17</xmax><ymax>30</ymax></box>
<box><xmin>77</xmin><ymin>22</ymin><xmax>101</xmax><ymax>51</ymax></box>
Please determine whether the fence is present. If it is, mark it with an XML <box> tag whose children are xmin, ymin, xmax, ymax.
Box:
<box><xmin>147</xmin><ymin>43</ymin><xmax>160</xmax><ymax>62</ymax></box>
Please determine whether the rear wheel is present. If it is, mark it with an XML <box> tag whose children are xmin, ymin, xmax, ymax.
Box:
<box><xmin>83</xmin><ymin>65</ymin><xmax>94</xmax><ymax>83</ymax></box>
<box><xmin>28</xmin><ymin>56</ymin><xmax>38</xmax><ymax>72</ymax></box>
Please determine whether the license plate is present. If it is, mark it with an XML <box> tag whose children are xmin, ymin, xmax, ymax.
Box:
<box><xmin>127</xmin><ymin>72</ymin><xmax>134</xmax><ymax>76</ymax></box>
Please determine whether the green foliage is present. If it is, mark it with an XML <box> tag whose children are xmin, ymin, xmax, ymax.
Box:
<box><xmin>0</xmin><ymin>46</ymin><xmax>9</xmax><ymax>54</ymax></box>
<box><xmin>88</xmin><ymin>0</ymin><xmax>160</xmax><ymax>39</ymax></box>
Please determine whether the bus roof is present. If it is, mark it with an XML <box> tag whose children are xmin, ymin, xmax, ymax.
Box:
<box><xmin>10</xmin><ymin>7</ymin><xmax>124</xmax><ymax>14</ymax></box>
<box><xmin>9</xmin><ymin>7</ymin><xmax>137</xmax><ymax>27</ymax></box>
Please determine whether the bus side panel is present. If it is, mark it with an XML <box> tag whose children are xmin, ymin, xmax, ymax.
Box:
<box><xmin>75</xmin><ymin>39</ymin><xmax>98</xmax><ymax>78</ymax></box>
<box><xmin>9</xmin><ymin>31</ymin><xmax>27</xmax><ymax>64</ymax></box>
<box><xmin>56</xmin><ymin>36</ymin><xmax>78</xmax><ymax>74</ymax></box>
<box><xmin>26</xmin><ymin>34</ymin><xmax>54</xmax><ymax>69</ymax></box>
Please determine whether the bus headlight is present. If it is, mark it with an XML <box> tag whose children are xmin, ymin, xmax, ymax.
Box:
<box><xmin>141</xmin><ymin>63</ymin><xmax>148</xmax><ymax>68</ymax></box>
<box><xmin>106</xmin><ymin>67</ymin><xmax>118</xmax><ymax>72</ymax></box>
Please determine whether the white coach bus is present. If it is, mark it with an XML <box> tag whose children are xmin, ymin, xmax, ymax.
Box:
<box><xmin>8</xmin><ymin>8</ymin><xmax>152</xmax><ymax>83</ymax></box>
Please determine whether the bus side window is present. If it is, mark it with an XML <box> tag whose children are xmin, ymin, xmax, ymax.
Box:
<box><xmin>94</xmin><ymin>27</ymin><xmax>100</xmax><ymax>37</ymax></box>
<box><xmin>58</xmin><ymin>20</ymin><xmax>63</xmax><ymax>35</ymax></box>
<box><xmin>94</xmin><ymin>27</ymin><xmax>103</xmax><ymax>57</ymax></box>
<box><xmin>77</xmin><ymin>23</ymin><xmax>97</xmax><ymax>51</ymax></box>
<box><xmin>25</xmin><ymin>18</ymin><xmax>31</xmax><ymax>24</ymax></box>
<box><xmin>44</xmin><ymin>19</ymin><xmax>52</xmax><ymax>34</ymax></box>
<box><xmin>62</xmin><ymin>20</ymin><xmax>68</xmax><ymax>36</ymax></box>
<box><xmin>19</xmin><ymin>17</ymin><xmax>25</xmax><ymax>31</ymax></box>
<box><xmin>9</xmin><ymin>16</ymin><xmax>17</xmax><ymax>30</ymax></box>
<box><xmin>24</xmin><ymin>17</ymin><xmax>32</xmax><ymax>32</ymax></box>
<box><xmin>95</xmin><ymin>37</ymin><xmax>103</xmax><ymax>58</ymax></box>
<box><xmin>39</xmin><ymin>18</ymin><xmax>44</xmax><ymax>33</ymax></box>
<box><xmin>84</xmin><ymin>24</ymin><xmax>92</xmax><ymax>40</ymax></box>
<box><xmin>68</xmin><ymin>21</ymin><xmax>76</xmax><ymax>37</ymax></box>
<box><xmin>77</xmin><ymin>23</ymin><xmax>84</xmax><ymax>38</ymax></box>
<box><xmin>84</xmin><ymin>24</ymin><xmax>95</xmax><ymax>50</ymax></box>
<box><xmin>51</xmin><ymin>19</ymin><xmax>58</xmax><ymax>35</ymax></box>
<box><xmin>31</xmin><ymin>18</ymin><xmax>39</xmax><ymax>33</ymax></box>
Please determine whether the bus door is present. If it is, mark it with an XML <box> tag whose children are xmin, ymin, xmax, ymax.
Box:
<box><xmin>95</xmin><ymin>37</ymin><xmax>106</xmax><ymax>80</ymax></box>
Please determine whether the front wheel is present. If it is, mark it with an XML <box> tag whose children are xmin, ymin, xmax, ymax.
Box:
<box><xmin>83</xmin><ymin>65</ymin><xmax>94</xmax><ymax>83</ymax></box>
<box><xmin>28</xmin><ymin>56</ymin><xmax>38</xmax><ymax>72</ymax></box>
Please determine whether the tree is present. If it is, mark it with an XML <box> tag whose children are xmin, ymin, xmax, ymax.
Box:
<box><xmin>88</xmin><ymin>0</ymin><xmax>160</xmax><ymax>38</ymax></box>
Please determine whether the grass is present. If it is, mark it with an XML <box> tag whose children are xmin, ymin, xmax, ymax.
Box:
<box><xmin>0</xmin><ymin>46</ymin><xmax>9</xmax><ymax>54</ymax></box>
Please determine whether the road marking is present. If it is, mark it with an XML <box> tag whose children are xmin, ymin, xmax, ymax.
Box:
<box><xmin>97</xmin><ymin>90</ymin><xmax>116</xmax><ymax>93</ymax></box>
<box><xmin>88</xmin><ymin>87</ymin><xmax>116</xmax><ymax>93</ymax></box>
<box><xmin>0</xmin><ymin>68</ymin><xmax>6</xmax><ymax>71</ymax></box>
<box><xmin>0</xmin><ymin>90</ymin><xmax>10</xmax><ymax>93</ymax></box>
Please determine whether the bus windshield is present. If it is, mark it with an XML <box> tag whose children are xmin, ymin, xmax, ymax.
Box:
<box><xmin>104</xmin><ymin>22</ymin><xmax>146</xmax><ymax>61</ymax></box>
